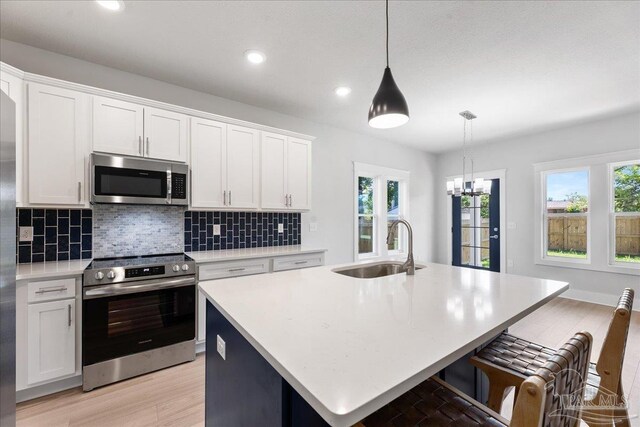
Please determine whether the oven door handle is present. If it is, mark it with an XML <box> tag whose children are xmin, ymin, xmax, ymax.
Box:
<box><xmin>83</xmin><ymin>277</ymin><xmax>195</xmax><ymax>299</ymax></box>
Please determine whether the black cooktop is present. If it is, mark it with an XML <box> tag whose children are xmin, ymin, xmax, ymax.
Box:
<box><xmin>87</xmin><ymin>253</ymin><xmax>193</xmax><ymax>270</ymax></box>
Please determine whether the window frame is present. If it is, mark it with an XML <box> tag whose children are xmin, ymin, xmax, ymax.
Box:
<box><xmin>353</xmin><ymin>162</ymin><xmax>410</xmax><ymax>261</ymax></box>
<box><xmin>540</xmin><ymin>167</ymin><xmax>592</xmax><ymax>265</ymax></box>
<box><xmin>608</xmin><ymin>159</ymin><xmax>640</xmax><ymax>270</ymax></box>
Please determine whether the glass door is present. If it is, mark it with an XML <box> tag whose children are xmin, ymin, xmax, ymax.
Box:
<box><xmin>452</xmin><ymin>179</ymin><xmax>500</xmax><ymax>272</ymax></box>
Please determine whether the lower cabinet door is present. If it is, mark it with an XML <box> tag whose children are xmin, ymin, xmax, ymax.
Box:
<box><xmin>27</xmin><ymin>299</ymin><xmax>75</xmax><ymax>384</ymax></box>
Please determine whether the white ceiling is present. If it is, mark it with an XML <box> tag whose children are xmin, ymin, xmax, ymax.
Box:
<box><xmin>1</xmin><ymin>1</ymin><xmax>639</xmax><ymax>152</ymax></box>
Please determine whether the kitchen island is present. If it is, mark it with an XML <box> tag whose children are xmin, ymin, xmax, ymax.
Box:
<box><xmin>198</xmin><ymin>260</ymin><xmax>568</xmax><ymax>426</ymax></box>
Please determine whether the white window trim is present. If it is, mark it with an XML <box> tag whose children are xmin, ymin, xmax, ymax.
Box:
<box><xmin>534</xmin><ymin>149</ymin><xmax>640</xmax><ymax>276</ymax></box>
<box><xmin>608</xmin><ymin>159</ymin><xmax>640</xmax><ymax>270</ymax></box>
<box><xmin>353</xmin><ymin>162</ymin><xmax>410</xmax><ymax>261</ymax></box>
<box><xmin>445</xmin><ymin>169</ymin><xmax>507</xmax><ymax>272</ymax></box>
<box><xmin>539</xmin><ymin>166</ymin><xmax>592</xmax><ymax>265</ymax></box>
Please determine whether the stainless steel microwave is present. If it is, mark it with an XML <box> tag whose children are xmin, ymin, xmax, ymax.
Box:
<box><xmin>90</xmin><ymin>154</ymin><xmax>188</xmax><ymax>206</ymax></box>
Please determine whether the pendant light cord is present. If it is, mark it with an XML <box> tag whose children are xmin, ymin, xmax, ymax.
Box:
<box><xmin>386</xmin><ymin>0</ymin><xmax>389</xmax><ymax>67</ymax></box>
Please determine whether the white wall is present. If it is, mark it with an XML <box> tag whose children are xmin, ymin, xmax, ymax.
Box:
<box><xmin>1</xmin><ymin>39</ymin><xmax>437</xmax><ymax>265</ymax></box>
<box><xmin>435</xmin><ymin>111</ymin><xmax>640</xmax><ymax>306</ymax></box>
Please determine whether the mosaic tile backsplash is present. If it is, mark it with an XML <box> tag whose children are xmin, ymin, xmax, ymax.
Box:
<box><xmin>93</xmin><ymin>205</ymin><xmax>184</xmax><ymax>258</ymax></box>
<box><xmin>16</xmin><ymin>209</ymin><xmax>93</xmax><ymax>264</ymax></box>
<box><xmin>185</xmin><ymin>211</ymin><xmax>301</xmax><ymax>252</ymax></box>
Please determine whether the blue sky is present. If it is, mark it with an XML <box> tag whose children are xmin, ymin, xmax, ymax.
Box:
<box><xmin>546</xmin><ymin>170</ymin><xmax>588</xmax><ymax>201</ymax></box>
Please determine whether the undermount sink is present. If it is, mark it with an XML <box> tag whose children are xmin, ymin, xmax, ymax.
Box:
<box><xmin>332</xmin><ymin>261</ymin><xmax>424</xmax><ymax>279</ymax></box>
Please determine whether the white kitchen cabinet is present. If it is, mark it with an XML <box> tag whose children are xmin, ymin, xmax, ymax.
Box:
<box><xmin>260</xmin><ymin>134</ymin><xmax>312</xmax><ymax>211</ymax></box>
<box><xmin>1</xmin><ymin>67</ymin><xmax>24</xmax><ymax>205</ymax></box>
<box><xmin>93</xmin><ymin>97</ymin><xmax>187</xmax><ymax>162</ymax></box>
<box><xmin>190</xmin><ymin>121</ymin><xmax>259</xmax><ymax>210</ymax></box>
<box><xmin>143</xmin><ymin>106</ymin><xmax>188</xmax><ymax>162</ymax></box>
<box><xmin>28</xmin><ymin>83</ymin><xmax>88</xmax><ymax>205</ymax></box>
<box><xmin>92</xmin><ymin>96</ymin><xmax>144</xmax><ymax>157</ymax></box>
<box><xmin>27</xmin><ymin>298</ymin><xmax>76</xmax><ymax>385</ymax></box>
<box><xmin>226</xmin><ymin>125</ymin><xmax>260</xmax><ymax>209</ymax></box>
<box><xmin>190</xmin><ymin>118</ymin><xmax>227</xmax><ymax>209</ymax></box>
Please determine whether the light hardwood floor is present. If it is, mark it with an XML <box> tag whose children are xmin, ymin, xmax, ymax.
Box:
<box><xmin>17</xmin><ymin>297</ymin><xmax>640</xmax><ymax>427</ymax></box>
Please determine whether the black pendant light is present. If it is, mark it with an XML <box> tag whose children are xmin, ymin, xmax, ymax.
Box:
<box><xmin>368</xmin><ymin>0</ymin><xmax>409</xmax><ymax>129</ymax></box>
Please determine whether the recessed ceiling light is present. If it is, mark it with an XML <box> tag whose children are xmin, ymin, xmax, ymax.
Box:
<box><xmin>96</xmin><ymin>0</ymin><xmax>124</xmax><ymax>11</ymax></box>
<box><xmin>245</xmin><ymin>50</ymin><xmax>266</xmax><ymax>65</ymax></box>
<box><xmin>334</xmin><ymin>86</ymin><xmax>352</xmax><ymax>97</ymax></box>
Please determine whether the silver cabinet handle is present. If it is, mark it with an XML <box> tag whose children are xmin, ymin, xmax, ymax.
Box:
<box><xmin>228</xmin><ymin>267</ymin><xmax>246</xmax><ymax>272</ymax></box>
<box><xmin>138</xmin><ymin>136</ymin><xmax>142</xmax><ymax>155</ymax></box>
<box><xmin>289</xmin><ymin>194</ymin><xmax>292</xmax><ymax>207</ymax></box>
<box><xmin>146</xmin><ymin>137</ymin><xmax>150</xmax><ymax>155</ymax></box>
<box><xmin>294</xmin><ymin>261</ymin><xmax>308</xmax><ymax>265</ymax></box>
<box><xmin>489</xmin><ymin>235</ymin><xmax>499</xmax><ymax>239</ymax></box>
<box><xmin>223</xmin><ymin>190</ymin><xmax>227</xmax><ymax>206</ymax></box>
<box><xmin>284</xmin><ymin>194</ymin><xmax>288</xmax><ymax>207</ymax></box>
<box><xmin>35</xmin><ymin>287</ymin><xmax>68</xmax><ymax>294</ymax></box>
<box><xmin>68</xmin><ymin>304</ymin><xmax>72</xmax><ymax>327</ymax></box>
<box><xmin>78</xmin><ymin>182</ymin><xmax>82</xmax><ymax>202</ymax></box>
<box><xmin>229</xmin><ymin>190</ymin><xmax>231</xmax><ymax>206</ymax></box>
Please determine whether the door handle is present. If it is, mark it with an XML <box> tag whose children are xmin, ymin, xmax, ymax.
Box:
<box><xmin>146</xmin><ymin>137</ymin><xmax>150</xmax><ymax>155</ymax></box>
<box><xmin>138</xmin><ymin>136</ymin><xmax>142</xmax><ymax>155</ymax></box>
<box><xmin>289</xmin><ymin>194</ymin><xmax>292</xmax><ymax>207</ymax></box>
<box><xmin>68</xmin><ymin>304</ymin><xmax>72</xmax><ymax>327</ymax></box>
<box><xmin>78</xmin><ymin>182</ymin><xmax>82</xmax><ymax>202</ymax></box>
<box><xmin>223</xmin><ymin>190</ymin><xmax>227</xmax><ymax>206</ymax></box>
<box><xmin>489</xmin><ymin>235</ymin><xmax>499</xmax><ymax>239</ymax></box>
<box><xmin>229</xmin><ymin>190</ymin><xmax>231</xmax><ymax>206</ymax></box>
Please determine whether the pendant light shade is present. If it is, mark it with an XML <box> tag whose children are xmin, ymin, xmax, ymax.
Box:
<box><xmin>368</xmin><ymin>67</ymin><xmax>410</xmax><ymax>128</ymax></box>
<box><xmin>368</xmin><ymin>0</ymin><xmax>409</xmax><ymax>129</ymax></box>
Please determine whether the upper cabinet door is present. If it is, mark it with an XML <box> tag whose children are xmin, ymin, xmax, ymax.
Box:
<box><xmin>260</xmin><ymin>132</ymin><xmax>288</xmax><ymax>210</ymax></box>
<box><xmin>1</xmin><ymin>70</ymin><xmax>24</xmax><ymax>206</ymax></box>
<box><xmin>143</xmin><ymin>107</ymin><xmax>188</xmax><ymax>162</ymax></box>
<box><xmin>92</xmin><ymin>96</ymin><xmax>144</xmax><ymax>157</ymax></box>
<box><xmin>28</xmin><ymin>83</ymin><xmax>87</xmax><ymax>205</ymax></box>
<box><xmin>226</xmin><ymin>125</ymin><xmax>259</xmax><ymax>209</ymax></box>
<box><xmin>190</xmin><ymin>117</ymin><xmax>227</xmax><ymax>209</ymax></box>
<box><xmin>287</xmin><ymin>138</ymin><xmax>312</xmax><ymax>211</ymax></box>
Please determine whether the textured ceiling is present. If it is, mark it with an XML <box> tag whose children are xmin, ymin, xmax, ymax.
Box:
<box><xmin>1</xmin><ymin>0</ymin><xmax>638</xmax><ymax>152</ymax></box>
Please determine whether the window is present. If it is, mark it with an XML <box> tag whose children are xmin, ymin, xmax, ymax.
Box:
<box><xmin>610</xmin><ymin>161</ymin><xmax>640</xmax><ymax>266</ymax></box>
<box><xmin>460</xmin><ymin>194</ymin><xmax>491</xmax><ymax>268</ymax></box>
<box><xmin>542</xmin><ymin>169</ymin><xmax>590</xmax><ymax>262</ymax></box>
<box><xmin>354</xmin><ymin>163</ymin><xmax>409</xmax><ymax>259</ymax></box>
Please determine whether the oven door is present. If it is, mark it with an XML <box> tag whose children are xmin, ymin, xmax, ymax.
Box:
<box><xmin>82</xmin><ymin>278</ymin><xmax>195</xmax><ymax>366</ymax></box>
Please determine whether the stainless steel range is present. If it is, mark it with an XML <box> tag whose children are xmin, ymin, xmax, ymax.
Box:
<box><xmin>82</xmin><ymin>253</ymin><xmax>196</xmax><ymax>391</ymax></box>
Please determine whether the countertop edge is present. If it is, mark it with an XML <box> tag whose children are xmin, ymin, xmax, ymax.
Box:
<box><xmin>199</xmin><ymin>276</ymin><xmax>570</xmax><ymax>427</ymax></box>
<box><xmin>187</xmin><ymin>247</ymin><xmax>327</xmax><ymax>264</ymax></box>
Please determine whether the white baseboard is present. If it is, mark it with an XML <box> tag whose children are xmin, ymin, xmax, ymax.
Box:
<box><xmin>561</xmin><ymin>288</ymin><xmax>639</xmax><ymax>311</ymax></box>
<box><xmin>16</xmin><ymin>375</ymin><xmax>82</xmax><ymax>403</ymax></box>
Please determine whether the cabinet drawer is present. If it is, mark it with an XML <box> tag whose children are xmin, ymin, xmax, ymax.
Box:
<box><xmin>198</xmin><ymin>258</ymin><xmax>270</xmax><ymax>281</ymax></box>
<box><xmin>273</xmin><ymin>252</ymin><xmax>324</xmax><ymax>272</ymax></box>
<box><xmin>27</xmin><ymin>278</ymin><xmax>76</xmax><ymax>303</ymax></box>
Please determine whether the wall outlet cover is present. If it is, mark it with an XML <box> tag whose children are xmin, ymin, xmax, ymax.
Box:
<box><xmin>309</xmin><ymin>222</ymin><xmax>318</xmax><ymax>232</ymax></box>
<box><xmin>213</xmin><ymin>224</ymin><xmax>221</xmax><ymax>236</ymax></box>
<box><xmin>19</xmin><ymin>226</ymin><xmax>33</xmax><ymax>242</ymax></box>
<box><xmin>216</xmin><ymin>335</ymin><xmax>226</xmax><ymax>360</ymax></box>
<box><xmin>278</xmin><ymin>223</ymin><xmax>284</xmax><ymax>233</ymax></box>
<box><xmin>507</xmin><ymin>259</ymin><xmax>514</xmax><ymax>268</ymax></box>
<box><xmin>507</xmin><ymin>222</ymin><xmax>517</xmax><ymax>229</ymax></box>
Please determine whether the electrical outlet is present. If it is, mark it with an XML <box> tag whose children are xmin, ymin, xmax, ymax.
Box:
<box><xmin>507</xmin><ymin>259</ymin><xmax>514</xmax><ymax>268</ymax></box>
<box><xmin>507</xmin><ymin>222</ymin><xmax>517</xmax><ymax>230</ymax></box>
<box><xmin>19</xmin><ymin>226</ymin><xmax>33</xmax><ymax>242</ymax></box>
<box><xmin>213</xmin><ymin>224</ymin><xmax>221</xmax><ymax>236</ymax></box>
<box><xmin>309</xmin><ymin>222</ymin><xmax>318</xmax><ymax>232</ymax></box>
<box><xmin>278</xmin><ymin>223</ymin><xmax>284</xmax><ymax>233</ymax></box>
<box><xmin>216</xmin><ymin>335</ymin><xmax>226</xmax><ymax>360</ymax></box>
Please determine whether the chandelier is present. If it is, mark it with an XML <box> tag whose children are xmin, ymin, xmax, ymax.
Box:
<box><xmin>446</xmin><ymin>111</ymin><xmax>492</xmax><ymax>197</ymax></box>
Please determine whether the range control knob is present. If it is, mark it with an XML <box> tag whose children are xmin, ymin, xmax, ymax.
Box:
<box><xmin>95</xmin><ymin>271</ymin><xmax>104</xmax><ymax>280</ymax></box>
<box><xmin>172</xmin><ymin>265</ymin><xmax>180</xmax><ymax>272</ymax></box>
<box><xmin>181</xmin><ymin>264</ymin><xmax>190</xmax><ymax>272</ymax></box>
<box><xmin>106</xmin><ymin>271</ymin><xmax>116</xmax><ymax>280</ymax></box>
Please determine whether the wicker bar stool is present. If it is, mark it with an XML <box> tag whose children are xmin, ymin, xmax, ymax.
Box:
<box><xmin>355</xmin><ymin>331</ymin><xmax>592</xmax><ymax>427</ymax></box>
<box><xmin>470</xmin><ymin>288</ymin><xmax>634</xmax><ymax>425</ymax></box>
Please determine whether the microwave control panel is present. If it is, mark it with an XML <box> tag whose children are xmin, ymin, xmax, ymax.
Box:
<box><xmin>172</xmin><ymin>173</ymin><xmax>187</xmax><ymax>199</ymax></box>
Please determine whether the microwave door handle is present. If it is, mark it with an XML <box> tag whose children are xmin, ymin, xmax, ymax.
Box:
<box><xmin>166</xmin><ymin>170</ymin><xmax>172</xmax><ymax>204</ymax></box>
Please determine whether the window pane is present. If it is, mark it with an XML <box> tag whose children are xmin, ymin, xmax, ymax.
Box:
<box><xmin>358</xmin><ymin>216</ymin><xmax>374</xmax><ymax>254</ymax></box>
<box><xmin>613</xmin><ymin>164</ymin><xmax>640</xmax><ymax>213</ymax></box>
<box><xmin>387</xmin><ymin>217</ymin><xmax>399</xmax><ymax>251</ymax></box>
<box><xmin>545</xmin><ymin>170</ymin><xmax>588</xmax><ymax>259</ymax></box>
<box><xmin>615</xmin><ymin>215</ymin><xmax>640</xmax><ymax>263</ymax></box>
<box><xmin>358</xmin><ymin>177</ymin><xmax>374</xmax><ymax>215</ymax></box>
<box><xmin>387</xmin><ymin>180</ymin><xmax>399</xmax><ymax>215</ymax></box>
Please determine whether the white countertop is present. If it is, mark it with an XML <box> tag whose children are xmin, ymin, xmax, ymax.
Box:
<box><xmin>186</xmin><ymin>245</ymin><xmax>326</xmax><ymax>263</ymax></box>
<box><xmin>199</xmin><ymin>260</ymin><xmax>569</xmax><ymax>426</ymax></box>
<box><xmin>16</xmin><ymin>259</ymin><xmax>91</xmax><ymax>281</ymax></box>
